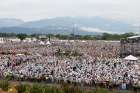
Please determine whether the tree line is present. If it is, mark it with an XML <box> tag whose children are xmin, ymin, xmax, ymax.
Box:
<box><xmin>0</xmin><ymin>32</ymin><xmax>137</xmax><ymax>41</ymax></box>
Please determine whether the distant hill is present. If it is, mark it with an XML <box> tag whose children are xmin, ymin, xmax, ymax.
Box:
<box><xmin>0</xmin><ymin>18</ymin><xmax>24</xmax><ymax>28</ymax></box>
<box><xmin>0</xmin><ymin>17</ymin><xmax>136</xmax><ymax>35</ymax></box>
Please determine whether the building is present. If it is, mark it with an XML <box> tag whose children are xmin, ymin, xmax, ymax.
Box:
<box><xmin>23</xmin><ymin>37</ymin><xmax>37</xmax><ymax>42</ymax></box>
<box><xmin>0</xmin><ymin>37</ymin><xmax>4</xmax><ymax>43</ymax></box>
<box><xmin>0</xmin><ymin>37</ymin><xmax>21</xmax><ymax>43</ymax></box>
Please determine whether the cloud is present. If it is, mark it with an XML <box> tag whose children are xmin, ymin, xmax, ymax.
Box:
<box><xmin>0</xmin><ymin>0</ymin><xmax>140</xmax><ymax>23</ymax></box>
<box><xmin>80</xmin><ymin>27</ymin><xmax>116</xmax><ymax>33</ymax></box>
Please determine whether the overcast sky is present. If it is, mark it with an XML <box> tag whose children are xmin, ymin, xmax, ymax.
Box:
<box><xmin>0</xmin><ymin>0</ymin><xmax>140</xmax><ymax>24</ymax></box>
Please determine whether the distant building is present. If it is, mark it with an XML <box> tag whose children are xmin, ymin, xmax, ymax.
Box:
<box><xmin>8</xmin><ymin>37</ymin><xmax>21</xmax><ymax>42</ymax></box>
<box><xmin>0</xmin><ymin>37</ymin><xmax>20</xmax><ymax>43</ymax></box>
<box><xmin>23</xmin><ymin>37</ymin><xmax>37</xmax><ymax>42</ymax></box>
<box><xmin>0</xmin><ymin>37</ymin><xmax>4</xmax><ymax>43</ymax></box>
<box><xmin>39</xmin><ymin>35</ymin><xmax>47</xmax><ymax>39</ymax></box>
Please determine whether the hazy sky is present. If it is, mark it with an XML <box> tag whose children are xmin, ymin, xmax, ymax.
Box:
<box><xmin>0</xmin><ymin>0</ymin><xmax>140</xmax><ymax>24</ymax></box>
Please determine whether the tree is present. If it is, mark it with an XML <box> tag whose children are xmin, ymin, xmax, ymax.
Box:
<box><xmin>16</xmin><ymin>33</ymin><xmax>27</xmax><ymax>41</ymax></box>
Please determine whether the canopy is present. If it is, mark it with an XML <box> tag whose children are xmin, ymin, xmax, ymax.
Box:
<box><xmin>124</xmin><ymin>55</ymin><xmax>138</xmax><ymax>61</ymax></box>
<box><xmin>81</xmin><ymin>40</ymin><xmax>86</xmax><ymax>42</ymax></box>
<box><xmin>46</xmin><ymin>41</ymin><xmax>51</xmax><ymax>45</ymax></box>
<box><xmin>39</xmin><ymin>41</ymin><xmax>45</xmax><ymax>45</ymax></box>
<box><xmin>16</xmin><ymin>54</ymin><xmax>24</xmax><ymax>56</ymax></box>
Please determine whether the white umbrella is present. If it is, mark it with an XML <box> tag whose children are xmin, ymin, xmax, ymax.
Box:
<box><xmin>124</xmin><ymin>55</ymin><xmax>138</xmax><ymax>61</ymax></box>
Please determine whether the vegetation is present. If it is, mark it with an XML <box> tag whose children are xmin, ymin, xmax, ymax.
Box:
<box><xmin>100</xmin><ymin>32</ymin><xmax>136</xmax><ymax>40</ymax></box>
<box><xmin>0</xmin><ymin>32</ymin><xmax>137</xmax><ymax>40</ymax></box>
<box><xmin>16</xmin><ymin>33</ymin><xmax>27</xmax><ymax>41</ymax></box>
<box><xmin>0</xmin><ymin>80</ymin><xmax>9</xmax><ymax>91</ymax></box>
<box><xmin>0</xmin><ymin>80</ymin><xmax>138</xmax><ymax>93</ymax></box>
<box><xmin>0</xmin><ymin>80</ymin><xmax>137</xmax><ymax>93</ymax></box>
<box><xmin>0</xmin><ymin>32</ymin><xmax>17</xmax><ymax>37</ymax></box>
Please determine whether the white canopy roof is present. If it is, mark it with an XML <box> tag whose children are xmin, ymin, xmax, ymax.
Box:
<box><xmin>46</xmin><ymin>41</ymin><xmax>51</xmax><ymax>45</ymax></box>
<box><xmin>16</xmin><ymin>54</ymin><xmax>24</xmax><ymax>56</ymax></box>
<box><xmin>39</xmin><ymin>41</ymin><xmax>45</xmax><ymax>45</ymax></box>
<box><xmin>81</xmin><ymin>40</ymin><xmax>86</xmax><ymax>42</ymax></box>
<box><xmin>124</xmin><ymin>55</ymin><xmax>138</xmax><ymax>61</ymax></box>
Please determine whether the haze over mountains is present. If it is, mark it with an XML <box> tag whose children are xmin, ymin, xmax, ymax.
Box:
<box><xmin>0</xmin><ymin>18</ymin><xmax>24</xmax><ymax>28</ymax></box>
<box><xmin>0</xmin><ymin>17</ymin><xmax>136</xmax><ymax>35</ymax></box>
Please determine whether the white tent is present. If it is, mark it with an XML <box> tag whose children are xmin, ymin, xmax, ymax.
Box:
<box><xmin>124</xmin><ymin>55</ymin><xmax>138</xmax><ymax>61</ymax></box>
<box><xmin>16</xmin><ymin>54</ymin><xmax>24</xmax><ymax>56</ymax></box>
<box><xmin>81</xmin><ymin>40</ymin><xmax>86</xmax><ymax>43</ymax></box>
<box><xmin>46</xmin><ymin>41</ymin><xmax>51</xmax><ymax>45</ymax></box>
<box><xmin>39</xmin><ymin>41</ymin><xmax>45</xmax><ymax>45</ymax></box>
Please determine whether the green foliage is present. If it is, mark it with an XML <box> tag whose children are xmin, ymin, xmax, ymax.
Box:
<box><xmin>5</xmin><ymin>74</ymin><xmax>13</xmax><ymax>80</ymax></box>
<box><xmin>55</xmin><ymin>34</ymin><xmax>68</xmax><ymax>40</ymax></box>
<box><xmin>0</xmin><ymin>32</ymin><xmax>137</xmax><ymax>40</ymax></box>
<box><xmin>0</xmin><ymin>80</ymin><xmax>9</xmax><ymax>91</ymax></box>
<box><xmin>96</xmin><ymin>88</ymin><xmax>108</xmax><ymax>93</ymax></box>
<box><xmin>0</xmin><ymin>81</ymin><xmax>136</xmax><ymax>93</ymax></box>
<box><xmin>43</xmin><ymin>86</ymin><xmax>53</xmax><ymax>93</ymax></box>
<box><xmin>101</xmin><ymin>32</ymin><xmax>136</xmax><ymax>40</ymax></box>
<box><xmin>54</xmin><ymin>32</ymin><xmax>136</xmax><ymax>40</ymax></box>
<box><xmin>0</xmin><ymin>32</ymin><xmax>16</xmax><ymax>37</ymax></box>
<box><xmin>16</xmin><ymin>84</ymin><xmax>29</xmax><ymax>93</ymax></box>
<box><xmin>16</xmin><ymin>33</ymin><xmax>27</xmax><ymax>40</ymax></box>
<box><xmin>30</xmin><ymin>84</ymin><xmax>43</xmax><ymax>93</ymax></box>
<box><xmin>30</xmin><ymin>34</ymin><xmax>39</xmax><ymax>39</ymax></box>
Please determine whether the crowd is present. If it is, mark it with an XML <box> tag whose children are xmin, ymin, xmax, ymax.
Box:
<box><xmin>0</xmin><ymin>40</ymin><xmax>139</xmax><ymax>89</ymax></box>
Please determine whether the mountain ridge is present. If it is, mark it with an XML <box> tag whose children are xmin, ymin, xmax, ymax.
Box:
<box><xmin>0</xmin><ymin>17</ymin><xmax>136</xmax><ymax>35</ymax></box>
